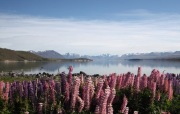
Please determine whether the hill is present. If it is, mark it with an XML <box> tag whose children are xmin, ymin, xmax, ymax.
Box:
<box><xmin>30</xmin><ymin>50</ymin><xmax>64</xmax><ymax>59</ymax></box>
<box><xmin>0</xmin><ymin>48</ymin><xmax>48</xmax><ymax>61</ymax></box>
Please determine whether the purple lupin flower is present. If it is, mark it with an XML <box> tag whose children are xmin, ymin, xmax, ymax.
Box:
<box><xmin>61</xmin><ymin>72</ymin><xmax>66</xmax><ymax>96</ymax></box>
<box><xmin>28</xmin><ymin>81</ymin><xmax>35</xmax><ymax>105</ymax></box>
<box><xmin>23</xmin><ymin>81</ymin><xmax>29</xmax><ymax>98</ymax></box>
<box><xmin>49</xmin><ymin>80</ymin><xmax>56</xmax><ymax>106</ymax></box>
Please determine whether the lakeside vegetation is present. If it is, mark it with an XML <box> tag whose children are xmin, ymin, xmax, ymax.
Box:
<box><xmin>0</xmin><ymin>67</ymin><xmax>179</xmax><ymax>114</ymax></box>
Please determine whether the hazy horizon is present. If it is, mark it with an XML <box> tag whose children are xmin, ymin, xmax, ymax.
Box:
<box><xmin>0</xmin><ymin>0</ymin><xmax>180</xmax><ymax>55</ymax></box>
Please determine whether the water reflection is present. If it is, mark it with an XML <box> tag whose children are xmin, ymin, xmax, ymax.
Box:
<box><xmin>0</xmin><ymin>60</ymin><xmax>180</xmax><ymax>75</ymax></box>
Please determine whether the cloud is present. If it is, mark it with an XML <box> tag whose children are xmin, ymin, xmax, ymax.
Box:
<box><xmin>0</xmin><ymin>11</ymin><xmax>180</xmax><ymax>55</ymax></box>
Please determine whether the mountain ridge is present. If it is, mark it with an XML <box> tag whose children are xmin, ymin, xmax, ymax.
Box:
<box><xmin>0</xmin><ymin>48</ymin><xmax>48</xmax><ymax>61</ymax></box>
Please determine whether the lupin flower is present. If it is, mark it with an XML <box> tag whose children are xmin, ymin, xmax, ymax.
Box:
<box><xmin>107</xmin><ymin>104</ymin><xmax>113</xmax><ymax>114</ymax></box>
<box><xmin>137</xmin><ymin>67</ymin><xmax>142</xmax><ymax>77</ymax></box>
<box><xmin>124</xmin><ymin>107</ymin><xmax>129</xmax><ymax>114</ymax></box>
<box><xmin>70</xmin><ymin>77</ymin><xmax>80</xmax><ymax>110</ymax></box>
<box><xmin>107</xmin><ymin>88</ymin><xmax>116</xmax><ymax>114</ymax></box>
<box><xmin>77</xmin><ymin>96</ymin><xmax>84</xmax><ymax>112</ymax></box>
<box><xmin>68</xmin><ymin>66</ymin><xmax>73</xmax><ymax>87</ymax></box>
<box><xmin>168</xmin><ymin>80</ymin><xmax>173</xmax><ymax>101</ymax></box>
<box><xmin>99</xmin><ymin>86</ymin><xmax>111</xmax><ymax>114</ymax></box>
<box><xmin>109</xmin><ymin>73</ymin><xmax>117</xmax><ymax>89</ymax></box>
<box><xmin>3</xmin><ymin>82</ymin><xmax>10</xmax><ymax>102</ymax></box>
<box><xmin>151</xmin><ymin>82</ymin><xmax>156</xmax><ymax>99</ymax></box>
<box><xmin>134</xmin><ymin>76</ymin><xmax>140</xmax><ymax>92</ymax></box>
<box><xmin>61</xmin><ymin>72</ymin><xmax>67</xmax><ymax>95</ymax></box>
<box><xmin>96</xmin><ymin>78</ymin><xmax>104</xmax><ymax>100</ymax></box>
<box><xmin>64</xmin><ymin>81</ymin><xmax>70</xmax><ymax>102</ymax></box>
<box><xmin>84</xmin><ymin>77</ymin><xmax>92</xmax><ymax>110</ymax></box>
<box><xmin>164</xmin><ymin>78</ymin><xmax>169</xmax><ymax>92</ymax></box>
<box><xmin>0</xmin><ymin>81</ymin><xmax>4</xmax><ymax>98</ymax></box>
<box><xmin>49</xmin><ymin>81</ymin><xmax>56</xmax><ymax>105</ymax></box>
<box><xmin>140</xmin><ymin>74</ymin><xmax>147</xmax><ymax>90</ymax></box>
<box><xmin>120</xmin><ymin>95</ymin><xmax>128</xmax><ymax>113</ymax></box>
<box><xmin>116</xmin><ymin>76</ymin><xmax>122</xmax><ymax>90</ymax></box>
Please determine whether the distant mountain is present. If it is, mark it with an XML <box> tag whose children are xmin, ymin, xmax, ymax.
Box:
<box><xmin>63</xmin><ymin>53</ymin><xmax>119</xmax><ymax>60</ymax></box>
<box><xmin>0</xmin><ymin>48</ymin><xmax>47</xmax><ymax>61</ymax></box>
<box><xmin>120</xmin><ymin>51</ymin><xmax>180</xmax><ymax>60</ymax></box>
<box><xmin>31</xmin><ymin>50</ymin><xmax>64</xmax><ymax>59</ymax></box>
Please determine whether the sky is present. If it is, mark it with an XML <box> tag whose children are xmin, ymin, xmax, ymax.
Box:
<box><xmin>0</xmin><ymin>0</ymin><xmax>180</xmax><ymax>55</ymax></box>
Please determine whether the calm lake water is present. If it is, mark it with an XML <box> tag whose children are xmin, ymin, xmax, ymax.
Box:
<box><xmin>0</xmin><ymin>60</ymin><xmax>180</xmax><ymax>76</ymax></box>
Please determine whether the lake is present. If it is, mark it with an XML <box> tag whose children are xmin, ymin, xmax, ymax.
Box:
<box><xmin>0</xmin><ymin>60</ymin><xmax>180</xmax><ymax>76</ymax></box>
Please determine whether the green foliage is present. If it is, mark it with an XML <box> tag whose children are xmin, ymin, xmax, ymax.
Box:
<box><xmin>0</xmin><ymin>48</ymin><xmax>48</xmax><ymax>61</ymax></box>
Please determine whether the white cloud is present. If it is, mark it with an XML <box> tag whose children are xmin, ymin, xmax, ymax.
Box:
<box><xmin>0</xmin><ymin>11</ymin><xmax>180</xmax><ymax>55</ymax></box>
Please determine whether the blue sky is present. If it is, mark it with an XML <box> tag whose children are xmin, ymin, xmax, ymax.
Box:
<box><xmin>0</xmin><ymin>0</ymin><xmax>180</xmax><ymax>55</ymax></box>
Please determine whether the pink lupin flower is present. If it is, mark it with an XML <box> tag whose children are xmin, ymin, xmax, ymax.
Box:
<box><xmin>116</xmin><ymin>75</ymin><xmax>122</xmax><ymax>90</ymax></box>
<box><xmin>168</xmin><ymin>80</ymin><xmax>173</xmax><ymax>101</ymax></box>
<box><xmin>70</xmin><ymin>77</ymin><xmax>80</xmax><ymax>110</ymax></box>
<box><xmin>68</xmin><ymin>66</ymin><xmax>73</xmax><ymax>88</ymax></box>
<box><xmin>107</xmin><ymin>104</ymin><xmax>113</xmax><ymax>114</ymax></box>
<box><xmin>159</xmin><ymin>74</ymin><xmax>165</xmax><ymax>91</ymax></box>
<box><xmin>120</xmin><ymin>95</ymin><xmax>128</xmax><ymax>113</ymax></box>
<box><xmin>140</xmin><ymin>74</ymin><xmax>147</xmax><ymax>90</ymax></box>
<box><xmin>130</xmin><ymin>74</ymin><xmax>135</xmax><ymax>87</ymax></box>
<box><xmin>95</xmin><ymin>78</ymin><xmax>104</xmax><ymax>100</ymax></box>
<box><xmin>164</xmin><ymin>78</ymin><xmax>169</xmax><ymax>92</ymax></box>
<box><xmin>107</xmin><ymin>88</ymin><xmax>116</xmax><ymax>105</ymax></box>
<box><xmin>94</xmin><ymin>105</ymin><xmax>100</xmax><ymax>114</ymax></box>
<box><xmin>124</xmin><ymin>107</ymin><xmax>129</xmax><ymax>114</ymax></box>
<box><xmin>99</xmin><ymin>86</ymin><xmax>110</xmax><ymax>114</ymax></box>
<box><xmin>134</xmin><ymin>76</ymin><xmax>140</xmax><ymax>92</ymax></box>
<box><xmin>151</xmin><ymin>82</ymin><xmax>156</xmax><ymax>99</ymax></box>
<box><xmin>107</xmin><ymin>88</ymin><xmax>116</xmax><ymax>114</ymax></box>
<box><xmin>90</xmin><ymin>83</ymin><xmax>95</xmax><ymax>100</ymax></box>
<box><xmin>64</xmin><ymin>81</ymin><xmax>70</xmax><ymax>102</ymax></box>
<box><xmin>84</xmin><ymin>77</ymin><xmax>92</xmax><ymax>110</ymax></box>
<box><xmin>109</xmin><ymin>73</ymin><xmax>117</xmax><ymax>89</ymax></box>
<box><xmin>0</xmin><ymin>81</ymin><xmax>4</xmax><ymax>98</ymax></box>
<box><xmin>137</xmin><ymin>67</ymin><xmax>142</xmax><ymax>77</ymax></box>
<box><xmin>3</xmin><ymin>82</ymin><xmax>10</xmax><ymax>102</ymax></box>
<box><xmin>77</xmin><ymin>96</ymin><xmax>84</xmax><ymax>112</ymax></box>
